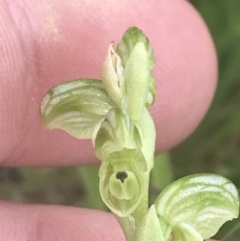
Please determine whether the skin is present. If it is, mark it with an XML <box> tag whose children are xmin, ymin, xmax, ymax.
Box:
<box><xmin>0</xmin><ymin>0</ymin><xmax>218</xmax><ymax>240</ymax></box>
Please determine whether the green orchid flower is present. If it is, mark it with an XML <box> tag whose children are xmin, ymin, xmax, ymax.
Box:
<box><xmin>94</xmin><ymin>107</ymin><xmax>148</xmax><ymax>217</ymax></box>
<box><xmin>40</xmin><ymin>27</ymin><xmax>156</xmax><ymax>219</ymax></box>
<box><xmin>40</xmin><ymin>26</ymin><xmax>239</xmax><ymax>241</ymax></box>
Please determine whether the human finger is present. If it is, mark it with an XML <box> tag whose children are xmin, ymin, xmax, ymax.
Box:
<box><xmin>0</xmin><ymin>201</ymin><xmax>125</xmax><ymax>241</ymax></box>
<box><xmin>0</xmin><ymin>201</ymin><xmax>220</xmax><ymax>241</ymax></box>
<box><xmin>0</xmin><ymin>0</ymin><xmax>217</xmax><ymax>166</ymax></box>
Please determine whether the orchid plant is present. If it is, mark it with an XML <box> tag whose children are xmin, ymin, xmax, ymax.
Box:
<box><xmin>40</xmin><ymin>27</ymin><xmax>239</xmax><ymax>241</ymax></box>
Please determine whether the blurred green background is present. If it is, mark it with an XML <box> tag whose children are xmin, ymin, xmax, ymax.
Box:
<box><xmin>0</xmin><ymin>1</ymin><xmax>240</xmax><ymax>240</ymax></box>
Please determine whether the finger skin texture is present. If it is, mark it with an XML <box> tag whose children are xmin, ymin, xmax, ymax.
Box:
<box><xmin>0</xmin><ymin>201</ymin><xmax>125</xmax><ymax>241</ymax></box>
<box><xmin>0</xmin><ymin>201</ymin><xmax>217</xmax><ymax>241</ymax></box>
<box><xmin>0</xmin><ymin>0</ymin><xmax>217</xmax><ymax>166</ymax></box>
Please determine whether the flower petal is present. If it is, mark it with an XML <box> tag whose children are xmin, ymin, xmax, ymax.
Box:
<box><xmin>101</xmin><ymin>44</ymin><xmax>125</xmax><ymax>105</ymax></box>
<box><xmin>155</xmin><ymin>173</ymin><xmax>239</xmax><ymax>239</ymax></box>
<box><xmin>40</xmin><ymin>79</ymin><xmax>115</xmax><ymax>139</ymax></box>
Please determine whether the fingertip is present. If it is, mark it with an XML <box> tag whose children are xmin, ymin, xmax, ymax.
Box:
<box><xmin>0</xmin><ymin>0</ymin><xmax>217</xmax><ymax>166</ymax></box>
<box><xmin>151</xmin><ymin>0</ymin><xmax>217</xmax><ymax>152</ymax></box>
<box><xmin>0</xmin><ymin>201</ymin><xmax>125</xmax><ymax>241</ymax></box>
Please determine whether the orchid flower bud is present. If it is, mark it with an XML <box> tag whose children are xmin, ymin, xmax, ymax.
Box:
<box><xmin>101</xmin><ymin>43</ymin><xmax>125</xmax><ymax>105</ymax></box>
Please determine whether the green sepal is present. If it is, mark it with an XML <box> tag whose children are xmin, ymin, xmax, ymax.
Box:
<box><xmin>40</xmin><ymin>79</ymin><xmax>115</xmax><ymax>139</ymax></box>
<box><xmin>93</xmin><ymin>108</ymin><xmax>143</xmax><ymax>160</ymax></box>
<box><xmin>116</xmin><ymin>26</ymin><xmax>155</xmax><ymax>69</ymax></box>
<box><xmin>146</xmin><ymin>76</ymin><xmax>156</xmax><ymax>109</ymax></box>
<box><xmin>101</xmin><ymin>44</ymin><xmax>125</xmax><ymax>105</ymax></box>
<box><xmin>116</xmin><ymin>26</ymin><xmax>156</xmax><ymax>110</ymax></box>
<box><xmin>134</xmin><ymin>108</ymin><xmax>156</xmax><ymax>171</ymax></box>
<box><xmin>155</xmin><ymin>173</ymin><xmax>239</xmax><ymax>240</ymax></box>
<box><xmin>124</xmin><ymin>42</ymin><xmax>151</xmax><ymax>122</ymax></box>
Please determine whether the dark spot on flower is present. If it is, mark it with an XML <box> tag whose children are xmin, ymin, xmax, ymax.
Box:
<box><xmin>116</xmin><ymin>171</ymin><xmax>128</xmax><ymax>183</ymax></box>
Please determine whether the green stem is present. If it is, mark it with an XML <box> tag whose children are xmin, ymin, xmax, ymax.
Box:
<box><xmin>116</xmin><ymin>215</ymin><xmax>135</xmax><ymax>241</ymax></box>
<box><xmin>132</xmin><ymin>178</ymin><xmax>149</xmax><ymax>228</ymax></box>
